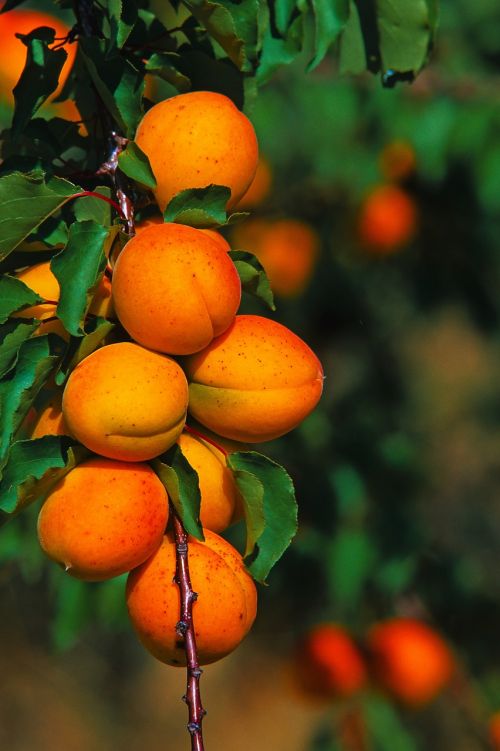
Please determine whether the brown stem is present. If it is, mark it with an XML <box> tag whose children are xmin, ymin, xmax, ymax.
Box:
<box><xmin>172</xmin><ymin>509</ymin><xmax>206</xmax><ymax>751</ymax></box>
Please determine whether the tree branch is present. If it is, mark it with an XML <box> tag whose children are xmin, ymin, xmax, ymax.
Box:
<box><xmin>172</xmin><ymin>509</ymin><xmax>206</xmax><ymax>751</ymax></box>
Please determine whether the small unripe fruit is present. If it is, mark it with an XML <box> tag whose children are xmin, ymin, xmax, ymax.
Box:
<box><xmin>126</xmin><ymin>529</ymin><xmax>257</xmax><ymax>665</ymax></box>
<box><xmin>38</xmin><ymin>458</ymin><xmax>169</xmax><ymax>581</ymax></box>
<box><xmin>367</xmin><ymin>618</ymin><xmax>454</xmax><ymax>707</ymax></box>
<box><xmin>63</xmin><ymin>342</ymin><xmax>189</xmax><ymax>462</ymax></box>
<box><xmin>135</xmin><ymin>91</ymin><xmax>258</xmax><ymax>211</ymax></box>
<box><xmin>294</xmin><ymin>624</ymin><xmax>367</xmax><ymax>699</ymax></box>
<box><xmin>184</xmin><ymin>315</ymin><xmax>324</xmax><ymax>443</ymax></box>
<box><xmin>112</xmin><ymin>222</ymin><xmax>241</xmax><ymax>355</ymax></box>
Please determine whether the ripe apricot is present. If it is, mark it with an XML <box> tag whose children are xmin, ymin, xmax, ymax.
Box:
<box><xmin>126</xmin><ymin>529</ymin><xmax>257</xmax><ymax>665</ymax></box>
<box><xmin>294</xmin><ymin>624</ymin><xmax>367</xmax><ymax>699</ymax></box>
<box><xmin>112</xmin><ymin>222</ymin><xmax>240</xmax><ymax>355</ymax></box>
<box><xmin>232</xmin><ymin>218</ymin><xmax>319</xmax><ymax>297</ymax></box>
<box><xmin>489</xmin><ymin>712</ymin><xmax>500</xmax><ymax>750</ymax></box>
<box><xmin>134</xmin><ymin>215</ymin><xmax>231</xmax><ymax>253</ymax></box>
<box><xmin>62</xmin><ymin>342</ymin><xmax>189</xmax><ymax>462</ymax></box>
<box><xmin>31</xmin><ymin>392</ymin><xmax>68</xmax><ymax>438</ymax></box>
<box><xmin>178</xmin><ymin>431</ymin><xmax>242</xmax><ymax>533</ymax></box>
<box><xmin>379</xmin><ymin>140</ymin><xmax>416</xmax><ymax>182</ymax></box>
<box><xmin>184</xmin><ymin>314</ymin><xmax>324</xmax><ymax>443</ymax></box>
<box><xmin>135</xmin><ymin>91</ymin><xmax>258</xmax><ymax>211</ymax></box>
<box><xmin>38</xmin><ymin>458</ymin><xmax>169</xmax><ymax>581</ymax></box>
<box><xmin>367</xmin><ymin>618</ymin><xmax>454</xmax><ymax>707</ymax></box>
<box><xmin>15</xmin><ymin>261</ymin><xmax>113</xmax><ymax>337</ymax></box>
<box><xmin>359</xmin><ymin>185</ymin><xmax>417</xmax><ymax>253</ymax></box>
<box><xmin>0</xmin><ymin>9</ymin><xmax>77</xmax><ymax>106</ymax></box>
<box><xmin>237</xmin><ymin>156</ymin><xmax>272</xmax><ymax>209</ymax></box>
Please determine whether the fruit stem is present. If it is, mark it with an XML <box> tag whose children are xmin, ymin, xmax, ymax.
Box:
<box><xmin>70</xmin><ymin>191</ymin><xmax>125</xmax><ymax>219</ymax></box>
<box><xmin>172</xmin><ymin>508</ymin><xmax>207</xmax><ymax>751</ymax></box>
<box><xmin>184</xmin><ymin>425</ymin><xmax>228</xmax><ymax>457</ymax></box>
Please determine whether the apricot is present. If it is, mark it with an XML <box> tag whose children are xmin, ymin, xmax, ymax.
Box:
<box><xmin>359</xmin><ymin>185</ymin><xmax>417</xmax><ymax>254</ymax></box>
<box><xmin>367</xmin><ymin>618</ymin><xmax>454</xmax><ymax>707</ymax></box>
<box><xmin>0</xmin><ymin>9</ymin><xmax>77</xmax><ymax>106</ymax></box>
<box><xmin>379</xmin><ymin>140</ymin><xmax>416</xmax><ymax>182</ymax></box>
<box><xmin>112</xmin><ymin>222</ymin><xmax>240</xmax><ymax>355</ymax></box>
<box><xmin>489</xmin><ymin>712</ymin><xmax>500</xmax><ymax>750</ymax></box>
<box><xmin>135</xmin><ymin>91</ymin><xmax>258</xmax><ymax>211</ymax></box>
<box><xmin>15</xmin><ymin>261</ymin><xmax>114</xmax><ymax>336</ymax></box>
<box><xmin>237</xmin><ymin>156</ymin><xmax>272</xmax><ymax>209</ymax></box>
<box><xmin>134</xmin><ymin>215</ymin><xmax>230</xmax><ymax>253</ymax></box>
<box><xmin>37</xmin><ymin>458</ymin><xmax>169</xmax><ymax>581</ymax></box>
<box><xmin>293</xmin><ymin>624</ymin><xmax>367</xmax><ymax>699</ymax></box>
<box><xmin>62</xmin><ymin>342</ymin><xmax>189</xmax><ymax>462</ymax></box>
<box><xmin>232</xmin><ymin>218</ymin><xmax>319</xmax><ymax>297</ymax></box>
<box><xmin>126</xmin><ymin>529</ymin><xmax>257</xmax><ymax>665</ymax></box>
<box><xmin>178</xmin><ymin>431</ymin><xmax>242</xmax><ymax>533</ymax></box>
<box><xmin>31</xmin><ymin>392</ymin><xmax>68</xmax><ymax>438</ymax></box>
<box><xmin>184</xmin><ymin>315</ymin><xmax>324</xmax><ymax>442</ymax></box>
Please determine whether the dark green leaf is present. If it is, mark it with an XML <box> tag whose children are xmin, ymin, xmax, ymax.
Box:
<box><xmin>108</xmin><ymin>0</ymin><xmax>138</xmax><ymax>48</ymax></box>
<box><xmin>377</xmin><ymin>0</ymin><xmax>437</xmax><ymax>77</ymax></box>
<box><xmin>0</xmin><ymin>437</ymin><xmax>87</xmax><ymax>516</ymax></box>
<box><xmin>225</xmin><ymin>463</ymin><xmax>265</xmax><ymax>557</ymax></box>
<box><xmin>12</xmin><ymin>27</ymin><xmax>67</xmax><ymax>135</ymax></box>
<box><xmin>228</xmin><ymin>250</ymin><xmax>276</xmax><ymax>311</ymax></box>
<box><xmin>118</xmin><ymin>142</ymin><xmax>157</xmax><ymax>189</ymax></box>
<box><xmin>74</xmin><ymin>187</ymin><xmax>112</xmax><ymax>225</ymax></box>
<box><xmin>154</xmin><ymin>444</ymin><xmax>204</xmax><ymax>540</ymax></box>
<box><xmin>0</xmin><ymin>335</ymin><xmax>64</xmax><ymax>464</ymax></box>
<box><xmin>54</xmin><ymin>317</ymin><xmax>115</xmax><ymax>387</ymax></box>
<box><xmin>164</xmin><ymin>184</ymin><xmax>232</xmax><ymax>228</ymax></box>
<box><xmin>145</xmin><ymin>53</ymin><xmax>191</xmax><ymax>93</ymax></box>
<box><xmin>0</xmin><ymin>319</ymin><xmax>39</xmax><ymax>380</ymax></box>
<box><xmin>339</xmin><ymin>2</ymin><xmax>375</xmax><ymax>75</ymax></box>
<box><xmin>326</xmin><ymin>528</ymin><xmax>377</xmax><ymax>609</ymax></box>
<box><xmin>364</xmin><ymin>695</ymin><xmax>417</xmax><ymax>751</ymax></box>
<box><xmin>227</xmin><ymin>451</ymin><xmax>297</xmax><ymax>582</ymax></box>
<box><xmin>51</xmin><ymin>222</ymin><xmax>115</xmax><ymax>337</ymax></box>
<box><xmin>0</xmin><ymin>171</ymin><xmax>78</xmax><ymax>261</ymax></box>
<box><xmin>0</xmin><ymin>0</ymin><xmax>25</xmax><ymax>11</ymax></box>
<box><xmin>0</xmin><ymin>275</ymin><xmax>43</xmax><ymax>323</ymax></box>
<box><xmin>275</xmin><ymin>0</ymin><xmax>297</xmax><ymax>35</ymax></box>
<box><xmin>308</xmin><ymin>0</ymin><xmax>349</xmax><ymax>71</ymax></box>
<box><xmin>256</xmin><ymin>15</ymin><xmax>304</xmax><ymax>84</ymax></box>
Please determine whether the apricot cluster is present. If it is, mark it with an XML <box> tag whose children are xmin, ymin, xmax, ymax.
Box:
<box><xmin>293</xmin><ymin>618</ymin><xmax>454</xmax><ymax>708</ymax></box>
<box><xmin>26</xmin><ymin>91</ymin><xmax>324</xmax><ymax>668</ymax></box>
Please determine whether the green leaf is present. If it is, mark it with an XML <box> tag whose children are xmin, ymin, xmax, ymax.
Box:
<box><xmin>0</xmin><ymin>171</ymin><xmax>78</xmax><ymax>261</ymax></box>
<box><xmin>363</xmin><ymin>695</ymin><xmax>417</xmax><ymax>751</ymax></box>
<box><xmin>308</xmin><ymin>0</ymin><xmax>349</xmax><ymax>71</ymax></box>
<box><xmin>226</xmin><ymin>463</ymin><xmax>265</xmax><ymax>558</ymax></box>
<box><xmin>0</xmin><ymin>275</ymin><xmax>43</xmax><ymax>323</ymax></box>
<box><xmin>51</xmin><ymin>222</ymin><xmax>115</xmax><ymax>337</ymax></box>
<box><xmin>256</xmin><ymin>15</ymin><xmax>304</xmax><ymax>85</ymax></box>
<box><xmin>275</xmin><ymin>0</ymin><xmax>298</xmax><ymax>36</ymax></box>
<box><xmin>377</xmin><ymin>0</ymin><xmax>438</xmax><ymax>77</ymax></box>
<box><xmin>183</xmin><ymin>0</ymin><xmax>262</xmax><ymax>72</ymax></box>
<box><xmin>0</xmin><ymin>437</ymin><xmax>87</xmax><ymax>516</ymax></box>
<box><xmin>164</xmin><ymin>184</ymin><xmax>233</xmax><ymax>228</ymax></box>
<box><xmin>118</xmin><ymin>142</ymin><xmax>157</xmax><ymax>189</ymax></box>
<box><xmin>153</xmin><ymin>445</ymin><xmax>204</xmax><ymax>540</ymax></box>
<box><xmin>54</xmin><ymin>317</ymin><xmax>115</xmax><ymax>387</ymax></box>
<box><xmin>227</xmin><ymin>451</ymin><xmax>297</xmax><ymax>582</ymax></box>
<box><xmin>12</xmin><ymin>27</ymin><xmax>68</xmax><ymax>135</ymax></box>
<box><xmin>0</xmin><ymin>320</ymin><xmax>39</xmax><ymax>380</ymax></box>
<box><xmin>0</xmin><ymin>335</ymin><xmax>64</xmax><ymax>464</ymax></box>
<box><xmin>145</xmin><ymin>53</ymin><xmax>191</xmax><ymax>93</ymax></box>
<box><xmin>228</xmin><ymin>250</ymin><xmax>276</xmax><ymax>311</ymax></box>
<box><xmin>108</xmin><ymin>0</ymin><xmax>138</xmax><ymax>49</ymax></box>
<box><xmin>0</xmin><ymin>1</ymin><xmax>25</xmax><ymax>11</ymax></box>
<box><xmin>326</xmin><ymin>528</ymin><xmax>377</xmax><ymax>609</ymax></box>
<box><xmin>74</xmin><ymin>187</ymin><xmax>112</xmax><ymax>225</ymax></box>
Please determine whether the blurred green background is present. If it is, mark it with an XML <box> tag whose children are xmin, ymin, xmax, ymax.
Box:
<box><xmin>4</xmin><ymin>1</ymin><xmax>500</xmax><ymax>749</ymax></box>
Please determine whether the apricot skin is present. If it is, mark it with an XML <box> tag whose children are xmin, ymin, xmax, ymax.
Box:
<box><xmin>178</xmin><ymin>432</ymin><xmax>242</xmax><ymax>533</ymax></box>
<box><xmin>184</xmin><ymin>315</ymin><xmax>324</xmax><ymax>443</ymax></box>
<box><xmin>126</xmin><ymin>529</ymin><xmax>257</xmax><ymax>666</ymax></box>
<box><xmin>62</xmin><ymin>342</ymin><xmax>189</xmax><ymax>462</ymax></box>
<box><xmin>294</xmin><ymin>624</ymin><xmax>367</xmax><ymax>700</ymax></box>
<box><xmin>38</xmin><ymin>458</ymin><xmax>169</xmax><ymax>581</ymax></box>
<box><xmin>367</xmin><ymin>618</ymin><xmax>454</xmax><ymax>707</ymax></box>
<box><xmin>236</xmin><ymin>156</ymin><xmax>272</xmax><ymax>209</ymax></box>
<box><xmin>112</xmin><ymin>223</ymin><xmax>241</xmax><ymax>355</ymax></box>
<box><xmin>135</xmin><ymin>91</ymin><xmax>258</xmax><ymax>211</ymax></box>
<box><xmin>359</xmin><ymin>185</ymin><xmax>417</xmax><ymax>253</ymax></box>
